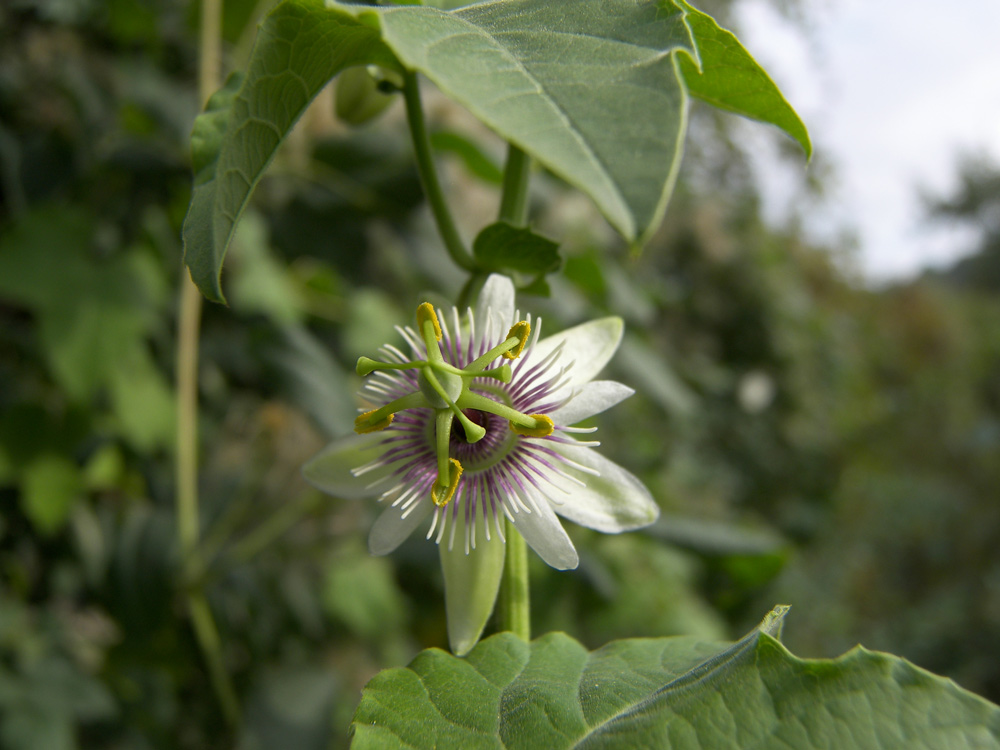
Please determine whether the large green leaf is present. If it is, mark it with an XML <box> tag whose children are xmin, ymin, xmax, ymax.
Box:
<box><xmin>183</xmin><ymin>0</ymin><xmax>809</xmax><ymax>300</ymax></box>
<box><xmin>181</xmin><ymin>0</ymin><xmax>403</xmax><ymax>302</ymax></box>
<box><xmin>350</xmin><ymin>606</ymin><xmax>1000</xmax><ymax>749</ymax></box>
<box><xmin>370</xmin><ymin>0</ymin><xmax>694</xmax><ymax>246</ymax></box>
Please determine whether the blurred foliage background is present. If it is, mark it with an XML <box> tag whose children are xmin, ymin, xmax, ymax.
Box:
<box><xmin>2</xmin><ymin>0</ymin><xmax>999</xmax><ymax>748</ymax></box>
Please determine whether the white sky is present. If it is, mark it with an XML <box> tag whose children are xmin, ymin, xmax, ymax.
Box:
<box><xmin>733</xmin><ymin>0</ymin><xmax>1000</xmax><ymax>281</ymax></box>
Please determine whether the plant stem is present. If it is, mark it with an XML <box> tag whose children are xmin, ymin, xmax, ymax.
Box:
<box><xmin>188</xmin><ymin>591</ymin><xmax>240</xmax><ymax>725</ymax></box>
<box><xmin>496</xmin><ymin>521</ymin><xmax>530</xmax><ymax>640</ymax></box>
<box><xmin>491</xmin><ymin>142</ymin><xmax>535</xmax><ymax>640</ymax></box>
<box><xmin>402</xmin><ymin>72</ymin><xmax>476</xmax><ymax>271</ymax></box>
<box><xmin>498</xmin><ymin>143</ymin><xmax>531</xmax><ymax>226</ymax></box>
<box><xmin>175</xmin><ymin>0</ymin><xmax>240</xmax><ymax>729</ymax></box>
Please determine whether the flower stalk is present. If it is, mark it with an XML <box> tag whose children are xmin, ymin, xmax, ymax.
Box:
<box><xmin>497</xmin><ymin>521</ymin><xmax>530</xmax><ymax>640</ymax></box>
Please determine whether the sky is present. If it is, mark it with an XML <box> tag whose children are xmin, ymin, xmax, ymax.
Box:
<box><xmin>732</xmin><ymin>0</ymin><xmax>1000</xmax><ymax>281</ymax></box>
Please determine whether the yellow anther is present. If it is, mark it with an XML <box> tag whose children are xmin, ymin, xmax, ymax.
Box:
<box><xmin>509</xmin><ymin>413</ymin><xmax>554</xmax><ymax>437</ymax></box>
<box><xmin>416</xmin><ymin>302</ymin><xmax>442</xmax><ymax>341</ymax></box>
<box><xmin>430</xmin><ymin>458</ymin><xmax>463</xmax><ymax>507</ymax></box>
<box><xmin>503</xmin><ymin>320</ymin><xmax>531</xmax><ymax>360</ymax></box>
<box><xmin>354</xmin><ymin>409</ymin><xmax>394</xmax><ymax>434</ymax></box>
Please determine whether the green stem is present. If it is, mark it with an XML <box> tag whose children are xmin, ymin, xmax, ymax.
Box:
<box><xmin>188</xmin><ymin>592</ymin><xmax>241</xmax><ymax>725</ymax></box>
<box><xmin>175</xmin><ymin>0</ymin><xmax>240</xmax><ymax>729</ymax></box>
<box><xmin>497</xmin><ymin>521</ymin><xmax>530</xmax><ymax>640</ymax></box>
<box><xmin>402</xmin><ymin>72</ymin><xmax>476</xmax><ymax>271</ymax></box>
<box><xmin>498</xmin><ymin>143</ymin><xmax>531</xmax><ymax>226</ymax></box>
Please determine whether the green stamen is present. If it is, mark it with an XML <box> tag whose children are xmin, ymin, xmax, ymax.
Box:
<box><xmin>467</xmin><ymin>334</ymin><xmax>521</xmax><ymax>372</ymax></box>
<box><xmin>435</xmin><ymin>409</ymin><xmax>454</xmax><ymax>479</ymax></box>
<box><xmin>353</xmin><ymin>391</ymin><xmax>427</xmax><ymax>434</ymax></box>
<box><xmin>356</xmin><ymin>357</ymin><xmax>422</xmax><ymax>376</ymax></box>
<box><xmin>456</xmin><ymin>391</ymin><xmax>552</xmax><ymax>435</ymax></box>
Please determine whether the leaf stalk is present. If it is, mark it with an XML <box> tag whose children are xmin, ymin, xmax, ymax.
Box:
<box><xmin>497</xmin><ymin>521</ymin><xmax>530</xmax><ymax>641</ymax></box>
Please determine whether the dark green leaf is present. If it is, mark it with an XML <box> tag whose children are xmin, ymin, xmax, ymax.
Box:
<box><xmin>181</xmin><ymin>0</ymin><xmax>402</xmax><ymax>302</ymax></box>
<box><xmin>351</xmin><ymin>606</ymin><xmax>1000</xmax><ymax>749</ymax></box>
<box><xmin>0</xmin><ymin>207</ymin><xmax>161</xmax><ymax>403</ymax></box>
<box><xmin>370</xmin><ymin>0</ymin><xmax>695</xmax><ymax>244</ymax></box>
<box><xmin>676</xmin><ymin>0</ymin><xmax>811</xmax><ymax>158</ymax></box>
<box><xmin>183</xmin><ymin>0</ymin><xmax>808</xmax><ymax>296</ymax></box>
<box><xmin>473</xmin><ymin>222</ymin><xmax>559</xmax><ymax>275</ymax></box>
<box><xmin>21</xmin><ymin>455</ymin><xmax>83</xmax><ymax>536</ymax></box>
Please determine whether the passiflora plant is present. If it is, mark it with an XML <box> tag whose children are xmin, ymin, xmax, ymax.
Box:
<box><xmin>182</xmin><ymin>0</ymin><xmax>1000</xmax><ymax>746</ymax></box>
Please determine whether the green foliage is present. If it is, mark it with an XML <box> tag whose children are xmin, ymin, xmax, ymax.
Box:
<box><xmin>182</xmin><ymin>0</ymin><xmax>807</xmax><ymax>300</ymax></box>
<box><xmin>182</xmin><ymin>0</ymin><xmax>402</xmax><ymax>301</ymax></box>
<box><xmin>20</xmin><ymin>454</ymin><xmax>83</xmax><ymax>536</ymax></box>
<box><xmin>472</xmin><ymin>222</ymin><xmax>560</xmax><ymax>277</ymax></box>
<box><xmin>352</xmin><ymin>606</ymin><xmax>1000</xmax><ymax>748</ymax></box>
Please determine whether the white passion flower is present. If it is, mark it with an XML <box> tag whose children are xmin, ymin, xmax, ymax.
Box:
<box><xmin>303</xmin><ymin>275</ymin><xmax>658</xmax><ymax>653</ymax></box>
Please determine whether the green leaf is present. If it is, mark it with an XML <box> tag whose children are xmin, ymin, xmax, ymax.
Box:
<box><xmin>369</xmin><ymin>0</ymin><xmax>695</xmax><ymax>245</ymax></box>
<box><xmin>0</xmin><ymin>207</ymin><xmax>163</xmax><ymax>403</ymax></box>
<box><xmin>351</xmin><ymin>606</ymin><xmax>1000</xmax><ymax>749</ymax></box>
<box><xmin>183</xmin><ymin>0</ymin><xmax>808</xmax><ymax>296</ymax></box>
<box><xmin>108</xmin><ymin>347</ymin><xmax>176</xmax><ymax>453</ymax></box>
<box><xmin>473</xmin><ymin>222</ymin><xmax>560</xmax><ymax>276</ymax></box>
<box><xmin>181</xmin><ymin>0</ymin><xmax>402</xmax><ymax>302</ymax></box>
<box><xmin>675</xmin><ymin>0</ymin><xmax>811</xmax><ymax>158</ymax></box>
<box><xmin>21</xmin><ymin>455</ymin><xmax>84</xmax><ymax>536</ymax></box>
<box><xmin>322</xmin><ymin>540</ymin><xmax>409</xmax><ymax>640</ymax></box>
<box><xmin>227</xmin><ymin>210</ymin><xmax>306</xmax><ymax>324</ymax></box>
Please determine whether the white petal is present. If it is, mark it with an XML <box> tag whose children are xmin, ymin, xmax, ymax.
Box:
<box><xmin>529</xmin><ymin>317</ymin><xmax>623</xmax><ymax>394</ymax></box>
<box><xmin>546</xmin><ymin>442</ymin><xmax>659</xmax><ymax>533</ymax></box>
<box><xmin>440</xmin><ymin>523</ymin><xmax>505</xmax><ymax>656</ymax></box>
<box><xmin>476</xmin><ymin>274</ymin><xmax>515</xmax><ymax>337</ymax></box>
<box><xmin>509</xmin><ymin>486</ymin><xmax>579</xmax><ymax>570</ymax></box>
<box><xmin>368</xmin><ymin>496</ymin><xmax>433</xmax><ymax>555</ymax></box>
<box><xmin>302</xmin><ymin>433</ymin><xmax>392</xmax><ymax>499</ymax></box>
<box><xmin>548</xmin><ymin>380</ymin><xmax>634</xmax><ymax>426</ymax></box>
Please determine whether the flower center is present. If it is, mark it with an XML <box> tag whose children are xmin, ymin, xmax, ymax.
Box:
<box><xmin>449</xmin><ymin>407</ymin><xmax>516</xmax><ymax>471</ymax></box>
<box><xmin>353</xmin><ymin>302</ymin><xmax>554</xmax><ymax>507</ymax></box>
